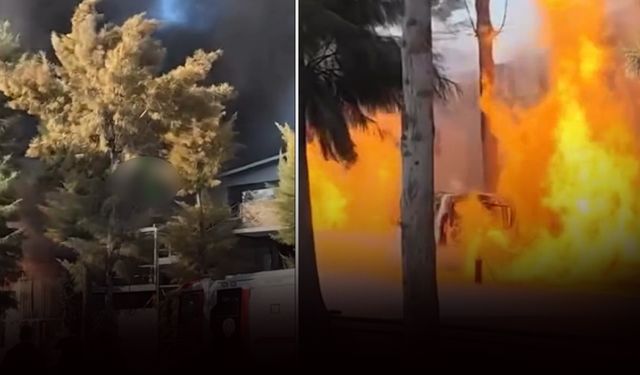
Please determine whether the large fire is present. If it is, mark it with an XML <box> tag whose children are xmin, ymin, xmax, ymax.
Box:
<box><xmin>309</xmin><ymin>0</ymin><xmax>640</xmax><ymax>293</ymax></box>
<box><xmin>308</xmin><ymin>113</ymin><xmax>402</xmax><ymax>283</ymax></box>
<box><xmin>462</xmin><ymin>0</ymin><xmax>640</xmax><ymax>286</ymax></box>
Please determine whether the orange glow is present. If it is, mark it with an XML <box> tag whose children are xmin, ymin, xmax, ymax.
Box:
<box><xmin>459</xmin><ymin>0</ymin><xmax>640</xmax><ymax>286</ymax></box>
<box><xmin>309</xmin><ymin>0</ymin><xmax>640</xmax><ymax>291</ymax></box>
<box><xmin>308</xmin><ymin>113</ymin><xmax>402</xmax><ymax>282</ymax></box>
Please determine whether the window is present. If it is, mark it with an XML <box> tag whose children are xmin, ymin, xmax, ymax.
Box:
<box><xmin>242</xmin><ymin>187</ymin><xmax>276</xmax><ymax>203</ymax></box>
<box><xmin>229</xmin><ymin>182</ymin><xmax>280</xmax><ymax>228</ymax></box>
<box><xmin>227</xmin><ymin>182</ymin><xmax>278</xmax><ymax>209</ymax></box>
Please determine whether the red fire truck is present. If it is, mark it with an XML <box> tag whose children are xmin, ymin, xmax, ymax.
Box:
<box><xmin>160</xmin><ymin>269</ymin><xmax>295</xmax><ymax>363</ymax></box>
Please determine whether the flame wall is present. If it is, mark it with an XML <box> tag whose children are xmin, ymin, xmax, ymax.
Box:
<box><xmin>459</xmin><ymin>0</ymin><xmax>640</xmax><ymax>287</ymax></box>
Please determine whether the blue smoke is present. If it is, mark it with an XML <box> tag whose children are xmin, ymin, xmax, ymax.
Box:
<box><xmin>152</xmin><ymin>0</ymin><xmax>189</xmax><ymax>26</ymax></box>
<box><xmin>149</xmin><ymin>0</ymin><xmax>214</xmax><ymax>30</ymax></box>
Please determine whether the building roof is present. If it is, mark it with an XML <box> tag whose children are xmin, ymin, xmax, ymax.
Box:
<box><xmin>218</xmin><ymin>155</ymin><xmax>280</xmax><ymax>178</ymax></box>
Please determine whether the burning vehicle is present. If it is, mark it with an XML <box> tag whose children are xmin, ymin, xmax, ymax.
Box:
<box><xmin>435</xmin><ymin>192</ymin><xmax>515</xmax><ymax>247</ymax></box>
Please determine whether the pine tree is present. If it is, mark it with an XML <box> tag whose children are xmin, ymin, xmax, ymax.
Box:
<box><xmin>42</xmin><ymin>163</ymin><xmax>145</xmax><ymax>290</ymax></box>
<box><xmin>163</xmin><ymin>194</ymin><xmax>237</xmax><ymax>280</ymax></box>
<box><xmin>0</xmin><ymin>21</ymin><xmax>20</xmax><ymax>63</ymax></box>
<box><xmin>0</xmin><ymin>21</ymin><xmax>31</xmax><ymax>157</ymax></box>
<box><xmin>0</xmin><ymin>156</ymin><xmax>22</xmax><ymax>315</ymax></box>
<box><xmin>162</xmin><ymin>93</ymin><xmax>237</xmax><ymax>281</ymax></box>
<box><xmin>273</xmin><ymin>123</ymin><xmax>295</xmax><ymax>248</ymax></box>
<box><xmin>164</xmin><ymin>108</ymin><xmax>235</xmax><ymax>196</ymax></box>
<box><xmin>0</xmin><ymin>0</ymin><xmax>235</xmax><ymax>330</ymax></box>
<box><xmin>0</xmin><ymin>21</ymin><xmax>24</xmax><ymax>317</ymax></box>
<box><xmin>157</xmin><ymin>31</ymin><xmax>237</xmax><ymax>281</ymax></box>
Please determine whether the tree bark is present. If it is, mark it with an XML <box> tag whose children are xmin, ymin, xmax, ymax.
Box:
<box><xmin>103</xmin><ymin>116</ymin><xmax>120</xmax><ymax>341</ymax></box>
<box><xmin>476</xmin><ymin>0</ymin><xmax>499</xmax><ymax>192</ymax></box>
<box><xmin>196</xmin><ymin>190</ymin><xmax>206</xmax><ymax>276</ymax></box>
<box><xmin>104</xmin><ymin>251</ymin><xmax>114</xmax><ymax>318</ymax></box>
<box><xmin>105</xmin><ymin>195</ymin><xmax>116</xmax><ymax>327</ymax></box>
<box><xmin>105</xmin><ymin>196</ymin><xmax>117</xmax><ymax>337</ymax></box>
<box><xmin>81</xmin><ymin>264</ymin><xmax>89</xmax><ymax>339</ymax></box>
<box><xmin>297</xmin><ymin>71</ymin><xmax>331</xmax><ymax>359</ymax></box>
<box><xmin>400</xmin><ymin>0</ymin><xmax>439</xmax><ymax>348</ymax></box>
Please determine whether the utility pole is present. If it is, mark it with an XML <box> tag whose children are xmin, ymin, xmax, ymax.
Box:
<box><xmin>154</xmin><ymin>224</ymin><xmax>161</xmax><ymax>350</ymax></box>
<box><xmin>153</xmin><ymin>224</ymin><xmax>159</xmax><ymax>310</ymax></box>
<box><xmin>465</xmin><ymin>0</ymin><xmax>509</xmax><ymax>192</ymax></box>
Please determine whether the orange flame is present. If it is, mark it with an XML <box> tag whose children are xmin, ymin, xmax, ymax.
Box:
<box><xmin>309</xmin><ymin>113</ymin><xmax>402</xmax><ymax>282</ymax></box>
<box><xmin>459</xmin><ymin>0</ymin><xmax>640</xmax><ymax>286</ymax></box>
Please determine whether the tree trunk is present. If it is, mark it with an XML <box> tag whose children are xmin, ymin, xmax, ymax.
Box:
<box><xmin>81</xmin><ymin>264</ymin><xmax>90</xmax><ymax>339</ymax></box>
<box><xmin>477</xmin><ymin>0</ymin><xmax>499</xmax><ymax>192</ymax></box>
<box><xmin>103</xmin><ymin>127</ymin><xmax>120</xmax><ymax>341</ymax></box>
<box><xmin>105</xmin><ymin>201</ymin><xmax>117</xmax><ymax>336</ymax></box>
<box><xmin>104</xmin><ymin>251</ymin><xmax>114</xmax><ymax>319</ymax></box>
<box><xmin>298</xmin><ymin>73</ymin><xmax>331</xmax><ymax>358</ymax></box>
<box><xmin>400</xmin><ymin>0</ymin><xmax>439</xmax><ymax>348</ymax></box>
<box><xmin>196</xmin><ymin>190</ymin><xmax>206</xmax><ymax>276</ymax></box>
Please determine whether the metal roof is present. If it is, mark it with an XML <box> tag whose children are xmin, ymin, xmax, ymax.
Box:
<box><xmin>218</xmin><ymin>155</ymin><xmax>280</xmax><ymax>178</ymax></box>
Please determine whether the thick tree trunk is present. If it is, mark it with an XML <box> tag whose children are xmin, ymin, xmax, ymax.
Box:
<box><xmin>297</xmin><ymin>84</ymin><xmax>331</xmax><ymax>358</ymax></box>
<box><xmin>400</xmin><ymin>0</ymin><xmax>439</xmax><ymax>347</ymax></box>
<box><xmin>477</xmin><ymin>0</ymin><xmax>499</xmax><ymax>192</ymax></box>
